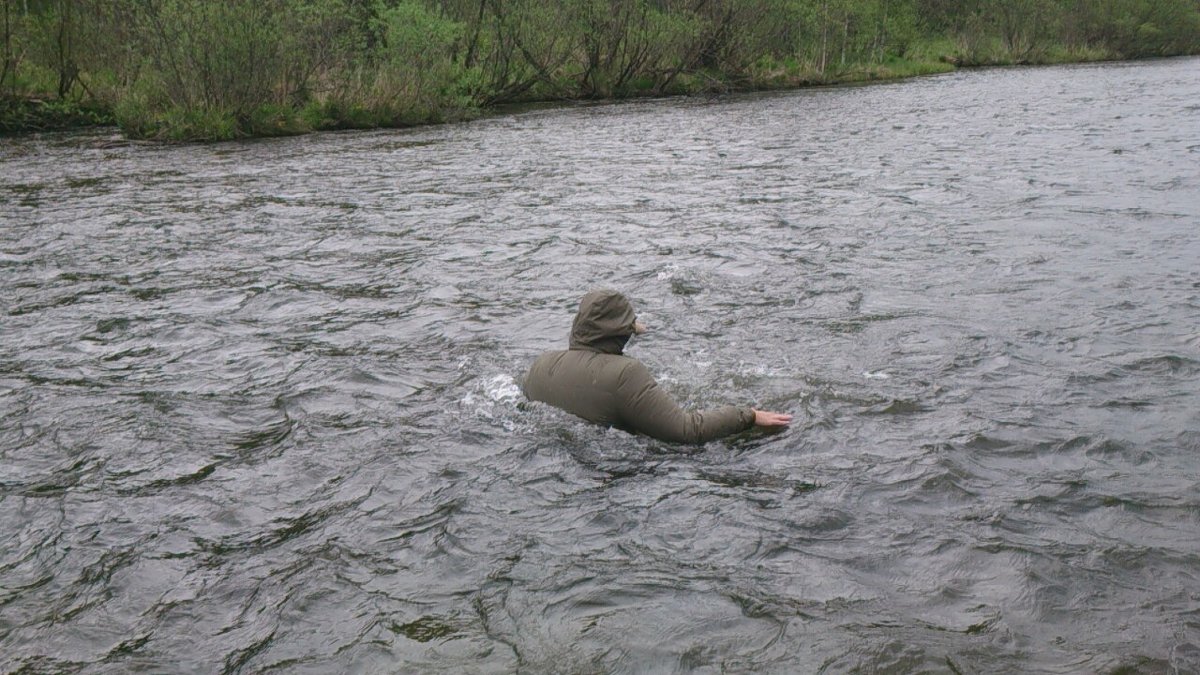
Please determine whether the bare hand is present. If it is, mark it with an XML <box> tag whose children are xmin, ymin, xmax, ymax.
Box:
<box><xmin>752</xmin><ymin>409</ymin><xmax>792</xmax><ymax>427</ymax></box>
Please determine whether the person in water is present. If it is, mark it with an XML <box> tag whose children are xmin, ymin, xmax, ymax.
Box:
<box><xmin>522</xmin><ymin>289</ymin><xmax>792</xmax><ymax>443</ymax></box>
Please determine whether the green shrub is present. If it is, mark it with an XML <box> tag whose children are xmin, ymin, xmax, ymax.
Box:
<box><xmin>300</xmin><ymin>98</ymin><xmax>386</xmax><ymax>131</ymax></box>
<box><xmin>158</xmin><ymin>107</ymin><xmax>239</xmax><ymax>142</ymax></box>
<box><xmin>0</xmin><ymin>98</ymin><xmax>111</xmax><ymax>133</ymax></box>
<box><xmin>3</xmin><ymin>0</ymin><xmax>1199</xmax><ymax>140</ymax></box>
<box><xmin>243</xmin><ymin>103</ymin><xmax>308</xmax><ymax>137</ymax></box>
<box><xmin>377</xmin><ymin>1</ymin><xmax>473</xmax><ymax>119</ymax></box>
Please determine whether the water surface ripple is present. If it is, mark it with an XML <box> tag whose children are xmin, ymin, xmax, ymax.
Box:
<box><xmin>2</xmin><ymin>59</ymin><xmax>1199</xmax><ymax>674</ymax></box>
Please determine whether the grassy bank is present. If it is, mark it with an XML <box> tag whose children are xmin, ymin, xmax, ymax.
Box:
<box><xmin>0</xmin><ymin>51</ymin><xmax>1154</xmax><ymax>141</ymax></box>
<box><xmin>2</xmin><ymin>0</ymin><xmax>1197</xmax><ymax>142</ymax></box>
<box><xmin>0</xmin><ymin>55</ymin><xmax>962</xmax><ymax>141</ymax></box>
<box><xmin>0</xmin><ymin>98</ymin><xmax>112</xmax><ymax>135</ymax></box>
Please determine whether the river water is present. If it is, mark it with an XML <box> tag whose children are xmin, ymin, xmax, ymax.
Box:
<box><xmin>2</xmin><ymin>58</ymin><xmax>1199</xmax><ymax>674</ymax></box>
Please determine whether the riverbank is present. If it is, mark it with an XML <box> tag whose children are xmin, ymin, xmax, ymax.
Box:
<box><xmin>1</xmin><ymin>48</ymin><xmax>1163</xmax><ymax>143</ymax></box>
<box><xmin>0</xmin><ymin>98</ymin><xmax>113</xmax><ymax>136</ymax></box>
<box><xmin>5</xmin><ymin>0</ymin><xmax>1198</xmax><ymax>143</ymax></box>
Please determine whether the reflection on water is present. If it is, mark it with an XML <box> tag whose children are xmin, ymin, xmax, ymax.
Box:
<box><xmin>2</xmin><ymin>58</ymin><xmax>1199</xmax><ymax>673</ymax></box>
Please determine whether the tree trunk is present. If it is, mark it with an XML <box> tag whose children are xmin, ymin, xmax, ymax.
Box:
<box><xmin>56</xmin><ymin>0</ymin><xmax>76</xmax><ymax>99</ymax></box>
<box><xmin>819</xmin><ymin>0</ymin><xmax>829</xmax><ymax>73</ymax></box>
<box><xmin>2</xmin><ymin>0</ymin><xmax>12</xmax><ymax>98</ymax></box>
<box><xmin>841</xmin><ymin>13</ymin><xmax>849</xmax><ymax>67</ymax></box>
<box><xmin>464</xmin><ymin>0</ymin><xmax>486</xmax><ymax>68</ymax></box>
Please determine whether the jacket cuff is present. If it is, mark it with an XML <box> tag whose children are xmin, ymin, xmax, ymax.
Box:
<box><xmin>742</xmin><ymin>406</ymin><xmax>756</xmax><ymax>429</ymax></box>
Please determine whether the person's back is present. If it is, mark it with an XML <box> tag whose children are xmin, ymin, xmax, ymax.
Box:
<box><xmin>523</xmin><ymin>348</ymin><xmax>640</xmax><ymax>428</ymax></box>
<box><xmin>523</xmin><ymin>289</ymin><xmax>791</xmax><ymax>444</ymax></box>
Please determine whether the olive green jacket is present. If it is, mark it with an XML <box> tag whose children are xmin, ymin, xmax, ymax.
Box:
<box><xmin>522</xmin><ymin>290</ymin><xmax>755</xmax><ymax>444</ymax></box>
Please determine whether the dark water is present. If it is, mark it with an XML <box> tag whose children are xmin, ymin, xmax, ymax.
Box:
<box><xmin>2</xmin><ymin>58</ymin><xmax>1199</xmax><ymax>674</ymax></box>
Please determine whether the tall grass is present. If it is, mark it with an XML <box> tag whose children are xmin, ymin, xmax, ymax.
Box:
<box><xmin>2</xmin><ymin>0</ymin><xmax>1199</xmax><ymax>140</ymax></box>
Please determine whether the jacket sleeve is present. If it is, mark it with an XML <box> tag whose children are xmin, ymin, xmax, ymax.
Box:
<box><xmin>615</xmin><ymin>360</ymin><xmax>755</xmax><ymax>444</ymax></box>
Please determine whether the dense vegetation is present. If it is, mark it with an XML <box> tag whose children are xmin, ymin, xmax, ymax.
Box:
<box><xmin>3</xmin><ymin>0</ymin><xmax>1199</xmax><ymax>140</ymax></box>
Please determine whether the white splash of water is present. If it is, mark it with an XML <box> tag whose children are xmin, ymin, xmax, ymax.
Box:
<box><xmin>483</xmin><ymin>374</ymin><xmax>522</xmax><ymax>403</ymax></box>
<box><xmin>461</xmin><ymin>373</ymin><xmax>528</xmax><ymax>432</ymax></box>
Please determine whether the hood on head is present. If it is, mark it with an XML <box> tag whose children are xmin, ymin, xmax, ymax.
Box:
<box><xmin>569</xmin><ymin>289</ymin><xmax>638</xmax><ymax>354</ymax></box>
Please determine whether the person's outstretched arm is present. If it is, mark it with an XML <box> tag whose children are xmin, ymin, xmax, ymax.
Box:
<box><xmin>753</xmin><ymin>409</ymin><xmax>792</xmax><ymax>427</ymax></box>
<box><xmin>615</xmin><ymin>361</ymin><xmax>789</xmax><ymax>444</ymax></box>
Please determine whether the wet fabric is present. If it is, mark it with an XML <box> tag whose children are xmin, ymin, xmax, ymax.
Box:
<box><xmin>523</xmin><ymin>290</ymin><xmax>754</xmax><ymax>444</ymax></box>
